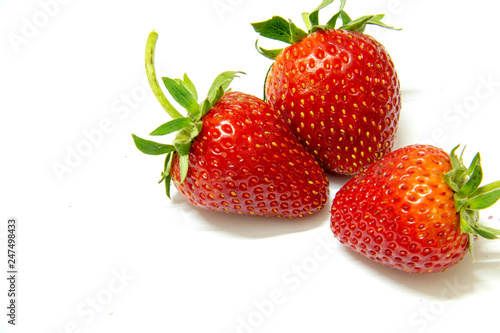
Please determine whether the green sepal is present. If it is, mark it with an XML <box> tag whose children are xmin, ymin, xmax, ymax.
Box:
<box><xmin>460</xmin><ymin>209</ymin><xmax>476</xmax><ymax>235</ymax></box>
<box><xmin>164</xmin><ymin>173</ymin><xmax>172</xmax><ymax>199</ymax></box>
<box><xmin>289</xmin><ymin>19</ymin><xmax>308</xmax><ymax>43</ymax></box>
<box><xmin>326</xmin><ymin>2</ymin><xmax>350</xmax><ymax>30</ymax></box>
<box><xmin>339</xmin><ymin>14</ymin><xmax>400</xmax><ymax>33</ymax></box>
<box><xmin>302</xmin><ymin>12</ymin><xmax>313</xmax><ymax>32</ymax></box>
<box><xmin>251</xmin><ymin>16</ymin><xmax>308</xmax><ymax>45</ymax></box>
<box><xmin>159</xmin><ymin>152</ymin><xmax>174</xmax><ymax>199</ymax></box>
<box><xmin>251</xmin><ymin>0</ymin><xmax>400</xmax><ymax>54</ymax></box>
<box><xmin>444</xmin><ymin>172</ymin><xmax>460</xmax><ymax>193</ymax></box>
<box><xmin>458</xmin><ymin>153</ymin><xmax>482</xmax><ymax>197</ymax></box>
<box><xmin>178</xmin><ymin>154</ymin><xmax>190</xmax><ymax>184</ymax></box>
<box><xmin>449</xmin><ymin>144</ymin><xmax>463</xmax><ymax>169</ymax></box>
<box><xmin>251</xmin><ymin>16</ymin><xmax>296</xmax><ymax>45</ymax></box>
<box><xmin>207</xmin><ymin>71</ymin><xmax>245</xmax><ymax>106</ymax></box>
<box><xmin>308</xmin><ymin>0</ymin><xmax>336</xmax><ymax>27</ymax></box>
<box><xmin>314</xmin><ymin>0</ymin><xmax>347</xmax><ymax>31</ymax></box>
<box><xmin>199</xmin><ymin>98</ymin><xmax>213</xmax><ymax>117</ymax></box>
<box><xmin>445</xmin><ymin>145</ymin><xmax>500</xmax><ymax>251</ymax></box>
<box><xmin>255</xmin><ymin>40</ymin><xmax>283</xmax><ymax>60</ymax></box>
<box><xmin>150</xmin><ymin>117</ymin><xmax>192</xmax><ymax>136</ymax></box>
<box><xmin>131</xmin><ymin>134</ymin><xmax>175</xmax><ymax>155</ymax></box>
<box><xmin>162</xmin><ymin>77</ymin><xmax>200</xmax><ymax>116</ymax></box>
<box><xmin>134</xmin><ymin>32</ymin><xmax>245</xmax><ymax>199</ymax></box>
<box><xmin>182</xmin><ymin>73</ymin><xmax>198</xmax><ymax>101</ymax></box>
<box><xmin>464</xmin><ymin>180</ymin><xmax>500</xmax><ymax>210</ymax></box>
<box><xmin>174</xmin><ymin>142</ymin><xmax>191</xmax><ymax>156</ymax></box>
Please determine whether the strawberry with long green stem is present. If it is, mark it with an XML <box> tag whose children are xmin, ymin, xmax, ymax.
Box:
<box><xmin>132</xmin><ymin>31</ymin><xmax>329</xmax><ymax>218</ymax></box>
<box><xmin>252</xmin><ymin>0</ymin><xmax>401</xmax><ymax>175</ymax></box>
<box><xmin>330</xmin><ymin>144</ymin><xmax>500</xmax><ymax>273</ymax></box>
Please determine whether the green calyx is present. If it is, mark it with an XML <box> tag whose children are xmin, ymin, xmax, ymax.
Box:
<box><xmin>251</xmin><ymin>0</ymin><xmax>401</xmax><ymax>60</ymax></box>
<box><xmin>444</xmin><ymin>145</ymin><xmax>500</xmax><ymax>257</ymax></box>
<box><xmin>132</xmin><ymin>30</ymin><xmax>244</xmax><ymax>198</ymax></box>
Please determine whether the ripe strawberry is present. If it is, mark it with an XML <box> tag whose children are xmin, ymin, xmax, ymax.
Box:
<box><xmin>252</xmin><ymin>0</ymin><xmax>401</xmax><ymax>175</ymax></box>
<box><xmin>132</xmin><ymin>31</ymin><xmax>329</xmax><ymax>218</ymax></box>
<box><xmin>330</xmin><ymin>144</ymin><xmax>500</xmax><ymax>273</ymax></box>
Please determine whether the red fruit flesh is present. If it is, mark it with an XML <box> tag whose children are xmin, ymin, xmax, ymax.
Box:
<box><xmin>266</xmin><ymin>29</ymin><xmax>401</xmax><ymax>175</ymax></box>
<box><xmin>330</xmin><ymin>145</ymin><xmax>469</xmax><ymax>273</ymax></box>
<box><xmin>171</xmin><ymin>92</ymin><xmax>330</xmax><ymax>218</ymax></box>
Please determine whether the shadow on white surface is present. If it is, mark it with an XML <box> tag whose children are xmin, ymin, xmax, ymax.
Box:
<box><xmin>170</xmin><ymin>190</ymin><xmax>332</xmax><ymax>239</ymax></box>
<box><xmin>339</xmin><ymin>244</ymin><xmax>500</xmax><ymax>299</ymax></box>
<box><xmin>167</xmin><ymin>173</ymin><xmax>353</xmax><ymax>239</ymax></box>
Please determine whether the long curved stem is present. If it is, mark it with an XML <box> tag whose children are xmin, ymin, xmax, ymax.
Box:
<box><xmin>145</xmin><ymin>31</ymin><xmax>183</xmax><ymax>119</ymax></box>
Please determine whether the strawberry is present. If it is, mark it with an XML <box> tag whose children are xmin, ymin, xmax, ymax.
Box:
<box><xmin>252</xmin><ymin>0</ymin><xmax>401</xmax><ymax>175</ymax></box>
<box><xmin>330</xmin><ymin>144</ymin><xmax>500</xmax><ymax>273</ymax></box>
<box><xmin>132</xmin><ymin>31</ymin><xmax>329</xmax><ymax>218</ymax></box>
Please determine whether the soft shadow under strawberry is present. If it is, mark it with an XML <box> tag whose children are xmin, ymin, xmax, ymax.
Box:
<box><xmin>171</xmin><ymin>190</ymin><xmax>330</xmax><ymax>239</ymax></box>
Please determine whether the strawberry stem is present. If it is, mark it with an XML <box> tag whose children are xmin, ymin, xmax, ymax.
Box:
<box><xmin>145</xmin><ymin>30</ymin><xmax>183</xmax><ymax>119</ymax></box>
<box><xmin>134</xmin><ymin>31</ymin><xmax>245</xmax><ymax>199</ymax></box>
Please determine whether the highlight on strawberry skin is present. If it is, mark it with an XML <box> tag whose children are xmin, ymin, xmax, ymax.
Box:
<box><xmin>330</xmin><ymin>144</ymin><xmax>500</xmax><ymax>273</ymax></box>
<box><xmin>132</xmin><ymin>31</ymin><xmax>330</xmax><ymax>218</ymax></box>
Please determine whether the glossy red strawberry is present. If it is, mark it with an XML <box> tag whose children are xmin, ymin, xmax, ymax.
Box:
<box><xmin>252</xmin><ymin>0</ymin><xmax>401</xmax><ymax>175</ymax></box>
<box><xmin>132</xmin><ymin>31</ymin><xmax>329</xmax><ymax>218</ymax></box>
<box><xmin>330</xmin><ymin>144</ymin><xmax>500</xmax><ymax>273</ymax></box>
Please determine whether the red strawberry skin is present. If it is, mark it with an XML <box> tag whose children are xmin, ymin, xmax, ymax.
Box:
<box><xmin>330</xmin><ymin>144</ymin><xmax>469</xmax><ymax>273</ymax></box>
<box><xmin>266</xmin><ymin>29</ymin><xmax>401</xmax><ymax>175</ymax></box>
<box><xmin>171</xmin><ymin>91</ymin><xmax>330</xmax><ymax>218</ymax></box>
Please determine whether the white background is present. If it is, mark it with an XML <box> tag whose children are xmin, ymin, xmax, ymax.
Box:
<box><xmin>1</xmin><ymin>0</ymin><xmax>500</xmax><ymax>332</ymax></box>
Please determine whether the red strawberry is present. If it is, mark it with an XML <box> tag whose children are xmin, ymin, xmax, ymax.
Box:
<box><xmin>252</xmin><ymin>0</ymin><xmax>401</xmax><ymax>175</ymax></box>
<box><xmin>330</xmin><ymin>144</ymin><xmax>500</xmax><ymax>273</ymax></box>
<box><xmin>132</xmin><ymin>31</ymin><xmax>329</xmax><ymax>218</ymax></box>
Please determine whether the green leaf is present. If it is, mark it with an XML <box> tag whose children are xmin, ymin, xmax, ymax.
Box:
<box><xmin>198</xmin><ymin>98</ymin><xmax>213</xmax><ymax>118</ymax></box>
<box><xmin>178</xmin><ymin>154</ymin><xmax>190</xmax><ymax>184</ymax></box>
<box><xmin>325</xmin><ymin>0</ymin><xmax>347</xmax><ymax>30</ymax></box>
<box><xmin>302</xmin><ymin>12</ymin><xmax>312</xmax><ymax>32</ymax></box>
<box><xmin>132</xmin><ymin>134</ymin><xmax>175</xmax><ymax>155</ymax></box>
<box><xmin>449</xmin><ymin>145</ymin><xmax>463</xmax><ymax>169</ymax></box>
<box><xmin>458</xmin><ymin>153</ymin><xmax>483</xmax><ymax>197</ymax></box>
<box><xmin>174</xmin><ymin>142</ymin><xmax>191</xmax><ymax>156</ymax></box>
<box><xmin>339</xmin><ymin>14</ymin><xmax>401</xmax><ymax>33</ymax></box>
<box><xmin>159</xmin><ymin>152</ymin><xmax>173</xmax><ymax>183</ymax></box>
<box><xmin>190</xmin><ymin>121</ymin><xmax>203</xmax><ymax>140</ymax></box>
<box><xmin>460</xmin><ymin>209</ymin><xmax>500</xmax><ymax>240</ymax></box>
<box><xmin>252</xmin><ymin>16</ymin><xmax>294</xmax><ymax>44</ymax></box>
<box><xmin>339</xmin><ymin>10</ymin><xmax>352</xmax><ymax>26</ymax></box>
<box><xmin>339</xmin><ymin>14</ymin><xmax>376</xmax><ymax>33</ymax></box>
<box><xmin>160</xmin><ymin>152</ymin><xmax>174</xmax><ymax>199</ymax></box>
<box><xmin>150</xmin><ymin>117</ymin><xmax>192</xmax><ymax>136</ymax></box>
<box><xmin>308</xmin><ymin>0</ymin><xmax>336</xmax><ymax>27</ymax></box>
<box><xmin>289</xmin><ymin>19</ymin><xmax>308</xmax><ymax>44</ymax></box>
<box><xmin>255</xmin><ymin>40</ymin><xmax>283</xmax><ymax>60</ymax></box>
<box><xmin>144</xmin><ymin>31</ymin><xmax>183</xmax><ymax>119</ymax></box>
<box><xmin>445</xmin><ymin>171</ymin><xmax>460</xmax><ymax>192</ymax></box>
<box><xmin>460</xmin><ymin>210</ymin><xmax>475</xmax><ymax>234</ymax></box>
<box><xmin>182</xmin><ymin>73</ymin><xmax>198</xmax><ymax>101</ymax></box>
<box><xmin>211</xmin><ymin>85</ymin><xmax>226</xmax><ymax>108</ymax></box>
<box><xmin>263</xmin><ymin>63</ymin><xmax>274</xmax><ymax>101</ymax></box>
<box><xmin>366</xmin><ymin>14</ymin><xmax>402</xmax><ymax>31</ymax></box>
<box><xmin>473</xmin><ymin>223</ymin><xmax>500</xmax><ymax>240</ymax></box>
<box><xmin>207</xmin><ymin>71</ymin><xmax>244</xmax><ymax>105</ymax></box>
<box><xmin>162</xmin><ymin>77</ymin><xmax>200</xmax><ymax>116</ymax></box>
<box><xmin>164</xmin><ymin>174</ymin><xmax>172</xmax><ymax>199</ymax></box>
<box><xmin>465</xmin><ymin>180</ymin><xmax>500</xmax><ymax>210</ymax></box>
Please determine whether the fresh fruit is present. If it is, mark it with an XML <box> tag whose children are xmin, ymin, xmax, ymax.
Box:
<box><xmin>330</xmin><ymin>144</ymin><xmax>500</xmax><ymax>273</ymax></box>
<box><xmin>132</xmin><ymin>31</ymin><xmax>329</xmax><ymax>218</ymax></box>
<box><xmin>252</xmin><ymin>0</ymin><xmax>401</xmax><ymax>175</ymax></box>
